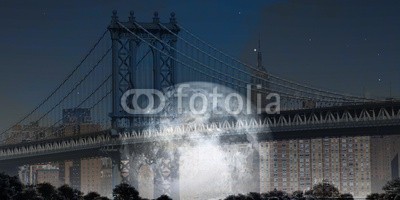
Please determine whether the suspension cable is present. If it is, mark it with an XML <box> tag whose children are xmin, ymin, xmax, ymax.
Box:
<box><xmin>125</xmin><ymin>22</ymin><xmax>360</xmax><ymax>104</ymax></box>
<box><xmin>0</xmin><ymin>47</ymin><xmax>111</xmax><ymax>139</ymax></box>
<box><xmin>159</xmin><ymin>23</ymin><xmax>365</xmax><ymax>102</ymax></box>
<box><xmin>119</xmin><ymin>22</ymin><xmax>357</xmax><ymax>104</ymax></box>
<box><xmin>0</xmin><ymin>29</ymin><xmax>109</xmax><ymax>136</ymax></box>
<box><xmin>178</xmin><ymin>25</ymin><xmax>374</xmax><ymax>101</ymax></box>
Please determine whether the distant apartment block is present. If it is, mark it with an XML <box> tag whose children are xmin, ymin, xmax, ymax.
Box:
<box><xmin>59</xmin><ymin>157</ymin><xmax>112</xmax><ymax>196</ymax></box>
<box><xmin>260</xmin><ymin>136</ymin><xmax>371</xmax><ymax>198</ymax></box>
<box><xmin>370</xmin><ymin>135</ymin><xmax>400</xmax><ymax>193</ymax></box>
<box><xmin>19</xmin><ymin>163</ymin><xmax>59</xmax><ymax>187</ymax></box>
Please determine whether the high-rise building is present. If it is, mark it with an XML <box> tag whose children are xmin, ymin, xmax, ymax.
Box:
<box><xmin>100</xmin><ymin>158</ymin><xmax>113</xmax><ymax>198</ymax></box>
<box><xmin>63</xmin><ymin>108</ymin><xmax>91</xmax><ymax>124</ymax></box>
<box><xmin>370</xmin><ymin>135</ymin><xmax>400</xmax><ymax>193</ymax></box>
<box><xmin>5</xmin><ymin>122</ymin><xmax>53</xmax><ymax>144</ymax></box>
<box><xmin>61</xmin><ymin>123</ymin><xmax>101</xmax><ymax>137</ymax></box>
<box><xmin>70</xmin><ymin>160</ymin><xmax>81</xmax><ymax>190</ymax></box>
<box><xmin>59</xmin><ymin>160</ymin><xmax>73</xmax><ymax>186</ymax></box>
<box><xmin>19</xmin><ymin>163</ymin><xmax>59</xmax><ymax>186</ymax></box>
<box><xmin>59</xmin><ymin>160</ymin><xmax>81</xmax><ymax>190</ymax></box>
<box><xmin>58</xmin><ymin>157</ymin><xmax>112</xmax><ymax>196</ymax></box>
<box><xmin>80</xmin><ymin>157</ymin><xmax>113</xmax><ymax>195</ymax></box>
<box><xmin>259</xmin><ymin>136</ymin><xmax>371</xmax><ymax>198</ymax></box>
<box><xmin>61</xmin><ymin>108</ymin><xmax>101</xmax><ymax>137</ymax></box>
<box><xmin>37</xmin><ymin>168</ymin><xmax>60</xmax><ymax>187</ymax></box>
<box><xmin>249</xmin><ymin>39</ymin><xmax>269</xmax><ymax>112</ymax></box>
<box><xmin>80</xmin><ymin>158</ymin><xmax>102</xmax><ymax>194</ymax></box>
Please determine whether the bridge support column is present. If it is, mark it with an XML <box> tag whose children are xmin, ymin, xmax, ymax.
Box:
<box><xmin>109</xmin><ymin>145</ymin><xmax>131</xmax><ymax>188</ymax></box>
<box><xmin>111</xmin><ymin>145</ymin><xmax>132</xmax><ymax>185</ymax></box>
<box><xmin>120</xmin><ymin>145</ymin><xmax>131</xmax><ymax>184</ymax></box>
<box><xmin>107</xmin><ymin>140</ymin><xmax>181</xmax><ymax>198</ymax></box>
<box><xmin>153</xmin><ymin>145</ymin><xmax>180</xmax><ymax>199</ymax></box>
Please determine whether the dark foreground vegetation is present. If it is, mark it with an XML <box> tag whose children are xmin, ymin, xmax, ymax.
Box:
<box><xmin>1</xmin><ymin>172</ymin><xmax>400</xmax><ymax>200</ymax></box>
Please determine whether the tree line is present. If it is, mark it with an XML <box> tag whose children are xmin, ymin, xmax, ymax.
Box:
<box><xmin>2</xmin><ymin>172</ymin><xmax>400</xmax><ymax>200</ymax></box>
<box><xmin>0</xmin><ymin>172</ymin><xmax>170</xmax><ymax>200</ymax></box>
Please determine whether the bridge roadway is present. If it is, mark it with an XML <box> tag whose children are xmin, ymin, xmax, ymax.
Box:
<box><xmin>1</xmin><ymin>101</ymin><xmax>400</xmax><ymax>174</ymax></box>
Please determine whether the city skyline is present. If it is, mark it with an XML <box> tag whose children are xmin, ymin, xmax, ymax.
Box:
<box><xmin>1</xmin><ymin>0</ymin><xmax>400</xmax><ymax>130</ymax></box>
<box><xmin>1</xmin><ymin>1</ymin><xmax>400</xmax><ymax>199</ymax></box>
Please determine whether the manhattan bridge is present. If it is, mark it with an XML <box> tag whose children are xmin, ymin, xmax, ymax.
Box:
<box><xmin>0</xmin><ymin>11</ymin><xmax>399</xmax><ymax>199</ymax></box>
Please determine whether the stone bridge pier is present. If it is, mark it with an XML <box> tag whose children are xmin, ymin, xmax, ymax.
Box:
<box><xmin>109</xmin><ymin>135</ymin><xmax>261</xmax><ymax>200</ymax></box>
<box><xmin>112</xmin><ymin>141</ymin><xmax>180</xmax><ymax>199</ymax></box>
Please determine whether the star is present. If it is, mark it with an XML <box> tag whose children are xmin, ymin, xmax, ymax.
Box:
<box><xmin>253</xmin><ymin>48</ymin><xmax>257</xmax><ymax>52</ymax></box>
<box><xmin>308</xmin><ymin>38</ymin><xmax>312</xmax><ymax>42</ymax></box>
<box><xmin>238</xmin><ymin>11</ymin><xmax>241</xmax><ymax>15</ymax></box>
<box><xmin>378</xmin><ymin>78</ymin><xmax>382</xmax><ymax>82</ymax></box>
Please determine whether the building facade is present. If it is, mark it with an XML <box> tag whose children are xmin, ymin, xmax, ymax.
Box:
<box><xmin>58</xmin><ymin>157</ymin><xmax>112</xmax><ymax>196</ymax></box>
<box><xmin>19</xmin><ymin>163</ymin><xmax>59</xmax><ymax>186</ymax></box>
<box><xmin>260</xmin><ymin>136</ymin><xmax>371</xmax><ymax>198</ymax></box>
<box><xmin>370</xmin><ymin>135</ymin><xmax>400</xmax><ymax>193</ymax></box>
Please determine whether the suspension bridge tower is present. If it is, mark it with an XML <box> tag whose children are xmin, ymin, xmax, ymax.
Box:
<box><xmin>107</xmin><ymin>11</ymin><xmax>181</xmax><ymax>199</ymax></box>
<box><xmin>108</xmin><ymin>10</ymin><xmax>180</xmax><ymax>130</ymax></box>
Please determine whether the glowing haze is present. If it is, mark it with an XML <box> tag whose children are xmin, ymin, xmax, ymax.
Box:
<box><xmin>122</xmin><ymin>82</ymin><xmax>266</xmax><ymax>199</ymax></box>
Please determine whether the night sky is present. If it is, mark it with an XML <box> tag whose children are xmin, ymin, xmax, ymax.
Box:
<box><xmin>0</xmin><ymin>0</ymin><xmax>399</xmax><ymax>130</ymax></box>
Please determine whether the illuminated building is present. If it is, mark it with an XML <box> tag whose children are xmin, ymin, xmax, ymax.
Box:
<box><xmin>260</xmin><ymin>136</ymin><xmax>371</xmax><ymax>197</ymax></box>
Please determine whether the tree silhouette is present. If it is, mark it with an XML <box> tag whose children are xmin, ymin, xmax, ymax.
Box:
<box><xmin>112</xmin><ymin>183</ymin><xmax>140</xmax><ymax>200</ymax></box>
<box><xmin>224</xmin><ymin>194</ymin><xmax>237</xmax><ymax>200</ymax></box>
<box><xmin>0</xmin><ymin>174</ymin><xmax>375</xmax><ymax>200</ymax></box>
<box><xmin>384</xmin><ymin>193</ymin><xmax>398</xmax><ymax>200</ymax></box>
<box><xmin>84</xmin><ymin>191</ymin><xmax>101</xmax><ymax>200</ymax></box>
<box><xmin>367</xmin><ymin>178</ymin><xmax>400</xmax><ymax>200</ymax></box>
<box><xmin>262</xmin><ymin>188</ymin><xmax>290</xmax><ymax>200</ymax></box>
<box><xmin>339</xmin><ymin>193</ymin><xmax>354</xmax><ymax>200</ymax></box>
<box><xmin>291</xmin><ymin>190</ymin><xmax>305</xmax><ymax>200</ymax></box>
<box><xmin>94</xmin><ymin>197</ymin><xmax>111</xmax><ymax>200</ymax></box>
<box><xmin>366</xmin><ymin>193</ymin><xmax>384</xmax><ymax>200</ymax></box>
<box><xmin>383</xmin><ymin>178</ymin><xmax>400</xmax><ymax>195</ymax></box>
<box><xmin>13</xmin><ymin>185</ymin><xmax>42</xmax><ymax>200</ymax></box>
<box><xmin>310</xmin><ymin>182</ymin><xmax>340</xmax><ymax>198</ymax></box>
<box><xmin>223</xmin><ymin>193</ymin><xmax>253</xmax><ymax>200</ymax></box>
<box><xmin>57</xmin><ymin>184</ymin><xmax>83</xmax><ymax>200</ymax></box>
<box><xmin>156</xmin><ymin>194</ymin><xmax>173</xmax><ymax>200</ymax></box>
<box><xmin>247</xmin><ymin>192</ymin><xmax>262</xmax><ymax>200</ymax></box>
<box><xmin>304</xmin><ymin>190</ymin><xmax>313</xmax><ymax>196</ymax></box>
<box><xmin>36</xmin><ymin>183</ymin><xmax>57</xmax><ymax>200</ymax></box>
<box><xmin>0</xmin><ymin>172</ymin><xmax>24</xmax><ymax>199</ymax></box>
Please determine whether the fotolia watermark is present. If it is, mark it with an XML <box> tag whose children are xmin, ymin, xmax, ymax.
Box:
<box><xmin>121</xmin><ymin>84</ymin><xmax>280</xmax><ymax>115</ymax></box>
